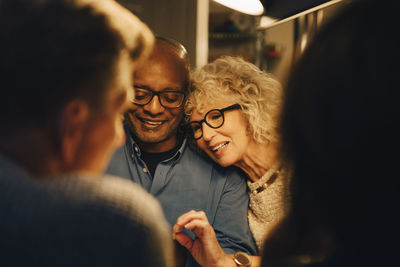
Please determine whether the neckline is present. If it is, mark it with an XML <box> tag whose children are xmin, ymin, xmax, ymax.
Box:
<box><xmin>248</xmin><ymin>163</ymin><xmax>282</xmax><ymax>193</ymax></box>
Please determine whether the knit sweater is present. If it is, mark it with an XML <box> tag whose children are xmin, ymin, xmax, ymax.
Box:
<box><xmin>0</xmin><ymin>153</ymin><xmax>174</xmax><ymax>267</ymax></box>
<box><xmin>247</xmin><ymin>164</ymin><xmax>291</xmax><ymax>252</ymax></box>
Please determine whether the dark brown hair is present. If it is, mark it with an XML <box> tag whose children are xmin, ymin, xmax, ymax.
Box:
<box><xmin>0</xmin><ymin>0</ymin><xmax>123</xmax><ymax>133</ymax></box>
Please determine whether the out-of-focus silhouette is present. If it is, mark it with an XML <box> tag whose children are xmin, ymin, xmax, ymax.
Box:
<box><xmin>261</xmin><ymin>0</ymin><xmax>400</xmax><ymax>266</ymax></box>
<box><xmin>0</xmin><ymin>0</ymin><xmax>173</xmax><ymax>266</ymax></box>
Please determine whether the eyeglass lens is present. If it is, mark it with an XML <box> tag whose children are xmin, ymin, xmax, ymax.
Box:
<box><xmin>133</xmin><ymin>87</ymin><xmax>185</xmax><ymax>108</ymax></box>
<box><xmin>190</xmin><ymin>104</ymin><xmax>241</xmax><ymax>140</ymax></box>
<box><xmin>191</xmin><ymin>110</ymin><xmax>224</xmax><ymax>140</ymax></box>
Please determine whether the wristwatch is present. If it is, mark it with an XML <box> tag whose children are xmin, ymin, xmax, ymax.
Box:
<box><xmin>233</xmin><ymin>251</ymin><xmax>252</xmax><ymax>267</ymax></box>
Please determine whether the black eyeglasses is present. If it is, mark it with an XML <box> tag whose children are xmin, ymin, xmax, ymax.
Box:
<box><xmin>189</xmin><ymin>104</ymin><xmax>241</xmax><ymax>140</ymax></box>
<box><xmin>133</xmin><ymin>86</ymin><xmax>186</xmax><ymax>108</ymax></box>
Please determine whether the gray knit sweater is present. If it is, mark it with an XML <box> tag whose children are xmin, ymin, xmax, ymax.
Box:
<box><xmin>0</xmin><ymin>153</ymin><xmax>174</xmax><ymax>267</ymax></box>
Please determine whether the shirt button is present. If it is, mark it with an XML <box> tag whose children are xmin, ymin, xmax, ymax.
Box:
<box><xmin>134</xmin><ymin>146</ymin><xmax>139</xmax><ymax>152</ymax></box>
<box><xmin>131</xmin><ymin>153</ymin><xmax>134</xmax><ymax>159</ymax></box>
<box><xmin>143</xmin><ymin>168</ymin><xmax>148</xmax><ymax>173</ymax></box>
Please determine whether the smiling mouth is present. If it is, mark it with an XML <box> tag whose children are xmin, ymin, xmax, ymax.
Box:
<box><xmin>211</xmin><ymin>142</ymin><xmax>229</xmax><ymax>152</ymax></box>
<box><xmin>138</xmin><ymin>117</ymin><xmax>165</xmax><ymax>128</ymax></box>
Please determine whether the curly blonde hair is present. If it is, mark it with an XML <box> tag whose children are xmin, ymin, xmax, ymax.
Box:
<box><xmin>185</xmin><ymin>56</ymin><xmax>282</xmax><ymax>144</ymax></box>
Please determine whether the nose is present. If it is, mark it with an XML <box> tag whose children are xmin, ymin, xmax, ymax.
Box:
<box><xmin>143</xmin><ymin>95</ymin><xmax>165</xmax><ymax>115</ymax></box>
<box><xmin>201</xmin><ymin>123</ymin><xmax>216</xmax><ymax>141</ymax></box>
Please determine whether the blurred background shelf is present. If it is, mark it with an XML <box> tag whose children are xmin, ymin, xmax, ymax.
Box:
<box><xmin>117</xmin><ymin>0</ymin><xmax>346</xmax><ymax>81</ymax></box>
<box><xmin>209</xmin><ymin>32</ymin><xmax>256</xmax><ymax>41</ymax></box>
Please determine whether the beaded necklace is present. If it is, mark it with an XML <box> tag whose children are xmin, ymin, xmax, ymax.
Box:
<box><xmin>250</xmin><ymin>166</ymin><xmax>281</xmax><ymax>195</ymax></box>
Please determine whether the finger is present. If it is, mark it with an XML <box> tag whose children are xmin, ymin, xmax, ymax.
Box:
<box><xmin>176</xmin><ymin>210</ymin><xmax>208</xmax><ymax>226</ymax></box>
<box><xmin>174</xmin><ymin>232</ymin><xmax>194</xmax><ymax>250</ymax></box>
<box><xmin>175</xmin><ymin>210</ymin><xmax>204</xmax><ymax>223</ymax></box>
<box><xmin>172</xmin><ymin>222</ymin><xmax>185</xmax><ymax>235</ymax></box>
<box><xmin>180</xmin><ymin>220</ymin><xmax>217</xmax><ymax>242</ymax></box>
<box><xmin>182</xmin><ymin>218</ymin><xmax>210</xmax><ymax>232</ymax></box>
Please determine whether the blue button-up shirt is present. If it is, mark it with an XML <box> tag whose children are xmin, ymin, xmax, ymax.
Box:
<box><xmin>106</xmin><ymin>133</ymin><xmax>257</xmax><ymax>267</ymax></box>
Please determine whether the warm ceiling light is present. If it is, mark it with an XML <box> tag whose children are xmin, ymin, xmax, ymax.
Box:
<box><xmin>213</xmin><ymin>0</ymin><xmax>264</xmax><ymax>16</ymax></box>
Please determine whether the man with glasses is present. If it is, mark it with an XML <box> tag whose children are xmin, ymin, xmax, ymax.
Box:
<box><xmin>106</xmin><ymin>37</ymin><xmax>257</xmax><ymax>267</ymax></box>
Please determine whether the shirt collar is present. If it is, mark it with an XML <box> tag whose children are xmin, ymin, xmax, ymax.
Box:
<box><xmin>125</xmin><ymin>126</ymin><xmax>187</xmax><ymax>162</ymax></box>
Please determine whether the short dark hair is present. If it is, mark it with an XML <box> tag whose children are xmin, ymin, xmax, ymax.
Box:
<box><xmin>0</xmin><ymin>0</ymin><xmax>123</xmax><ymax>132</ymax></box>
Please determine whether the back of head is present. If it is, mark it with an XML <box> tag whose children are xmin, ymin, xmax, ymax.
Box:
<box><xmin>263</xmin><ymin>0</ymin><xmax>400</xmax><ymax>266</ymax></box>
<box><xmin>0</xmin><ymin>0</ymin><xmax>153</xmax><ymax>135</ymax></box>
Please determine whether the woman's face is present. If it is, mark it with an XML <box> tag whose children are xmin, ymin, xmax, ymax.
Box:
<box><xmin>190</xmin><ymin>100</ymin><xmax>251</xmax><ymax>167</ymax></box>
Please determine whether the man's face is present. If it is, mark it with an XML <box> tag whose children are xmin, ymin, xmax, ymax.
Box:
<box><xmin>126</xmin><ymin>49</ymin><xmax>187</xmax><ymax>153</ymax></box>
<box><xmin>75</xmin><ymin>51</ymin><xmax>133</xmax><ymax>175</ymax></box>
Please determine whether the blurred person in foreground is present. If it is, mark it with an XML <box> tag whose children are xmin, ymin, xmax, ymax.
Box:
<box><xmin>173</xmin><ymin>56</ymin><xmax>290</xmax><ymax>267</ymax></box>
<box><xmin>106</xmin><ymin>38</ymin><xmax>257</xmax><ymax>267</ymax></box>
<box><xmin>0</xmin><ymin>0</ymin><xmax>173</xmax><ymax>266</ymax></box>
<box><xmin>261</xmin><ymin>0</ymin><xmax>400</xmax><ymax>266</ymax></box>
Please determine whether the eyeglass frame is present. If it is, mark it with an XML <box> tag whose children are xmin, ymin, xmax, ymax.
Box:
<box><xmin>132</xmin><ymin>85</ymin><xmax>186</xmax><ymax>108</ymax></box>
<box><xmin>189</xmin><ymin>104</ymin><xmax>241</xmax><ymax>140</ymax></box>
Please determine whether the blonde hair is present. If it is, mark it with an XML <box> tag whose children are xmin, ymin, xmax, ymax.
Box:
<box><xmin>185</xmin><ymin>56</ymin><xmax>282</xmax><ymax>144</ymax></box>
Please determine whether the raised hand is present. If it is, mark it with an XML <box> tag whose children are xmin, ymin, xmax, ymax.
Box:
<box><xmin>172</xmin><ymin>210</ymin><xmax>236</xmax><ymax>267</ymax></box>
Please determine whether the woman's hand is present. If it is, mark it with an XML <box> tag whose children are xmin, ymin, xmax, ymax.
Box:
<box><xmin>172</xmin><ymin>210</ymin><xmax>236</xmax><ymax>267</ymax></box>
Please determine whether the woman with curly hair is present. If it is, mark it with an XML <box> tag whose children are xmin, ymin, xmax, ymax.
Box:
<box><xmin>173</xmin><ymin>56</ymin><xmax>290</xmax><ymax>267</ymax></box>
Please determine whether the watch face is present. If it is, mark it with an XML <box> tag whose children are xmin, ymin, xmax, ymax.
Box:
<box><xmin>234</xmin><ymin>251</ymin><xmax>251</xmax><ymax>266</ymax></box>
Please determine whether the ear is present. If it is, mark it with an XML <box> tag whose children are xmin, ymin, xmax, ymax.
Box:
<box><xmin>58</xmin><ymin>100</ymin><xmax>90</xmax><ymax>168</ymax></box>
